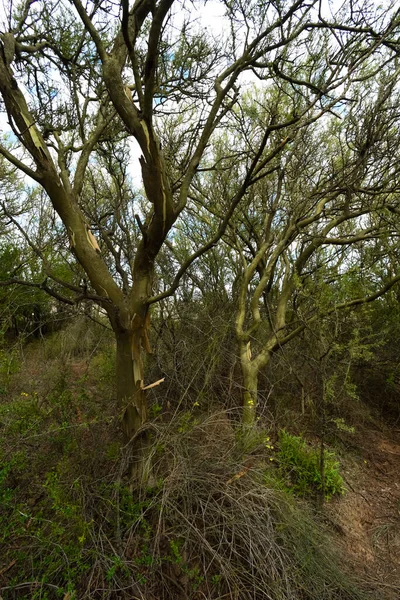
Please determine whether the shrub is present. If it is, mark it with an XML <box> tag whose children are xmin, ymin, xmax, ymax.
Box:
<box><xmin>276</xmin><ymin>430</ymin><xmax>345</xmax><ymax>500</ymax></box>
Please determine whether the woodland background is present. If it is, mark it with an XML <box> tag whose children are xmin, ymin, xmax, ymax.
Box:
<box><xmin>0</xmin><ymin>0</ymin><xmax>399</xmax><ymax>598</ymax></box>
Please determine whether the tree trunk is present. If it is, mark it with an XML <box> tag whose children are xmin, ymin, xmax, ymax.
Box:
<box><xmin>240</xmin><ymin>348</ymin><xmax>258</xmax><ymax>427</ymax></box>
<box><xmin>239</xmin><ymin>343</ymin><xmax>273</xmax><ymax>428</ymax></box>
<box><xmin>115</xmin><ymin>323</ymin><xmax>151</xmax><ymax>486</ymax></box>
<box><xmin>242</xmin><ymin>369</ymin><xmax>258</xmax><ymax>426</ymax></box>
<box><xmin>116</xmin><ymin>329</ymin><xmax>147</xmax><ymax>440</ymax></box>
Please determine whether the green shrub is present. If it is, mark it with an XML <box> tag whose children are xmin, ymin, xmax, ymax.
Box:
<box><xmin>276</xmin><ymin>430</ymin><xmax>344</xmax><ymax>500</ymax></box>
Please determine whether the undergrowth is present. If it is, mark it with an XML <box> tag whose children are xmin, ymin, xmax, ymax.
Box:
<box><xmin>276</xmin><ymin>430</ymin><xmax>345</xmax><ymax>500</ymax></box>
<box><xmin>0</xmin><ymin>332</ymin><xmax>369</xmax><ymax>599</ymax></box>
<box><xmin>0</xmin><ymin>413</ymin><xmax>368</xmax><ymax>598</ymax></box>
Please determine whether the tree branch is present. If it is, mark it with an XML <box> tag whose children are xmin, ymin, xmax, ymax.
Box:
<box><xmin>70</xmin><ymin>0</ymin><xmax>107</xmax><ymax>61</ymax></box>
<box><xmin>274</xmin><ymin>274</ymin><xmax>400</xmax><ymax>351</ymax></box>
<box><xmin>0</xmin><ymin>143</ymin><xmax>41</xmax><ymax>183</ymax></box>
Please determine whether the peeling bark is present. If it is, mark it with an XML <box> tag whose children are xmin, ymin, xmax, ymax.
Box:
<box><xmin>114</xmin><ymin>303</ymin><xmax>153</xmax><ymax>485</ymax></box>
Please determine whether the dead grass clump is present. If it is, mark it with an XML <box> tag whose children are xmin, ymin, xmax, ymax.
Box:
<box><xmin>120</xmin><ymin>411</ymin><xmax>370</xmax><ymax>600</ymax></box>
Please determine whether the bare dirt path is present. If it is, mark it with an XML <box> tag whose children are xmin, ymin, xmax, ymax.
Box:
<box><xmin>327</xmin><ymin>422</ymin><xmax>400</xmax><ymax>598</ymax></box>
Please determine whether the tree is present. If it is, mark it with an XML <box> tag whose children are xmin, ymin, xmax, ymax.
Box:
<box><xmin>224</xmin><ymin>68</ymin><xmax>400</xmax><ymax>425</ymax></box>
<box><xmin>0</xmin><ymin>0</ymin><xmax>399</xmax><ymax>480</ymax></box>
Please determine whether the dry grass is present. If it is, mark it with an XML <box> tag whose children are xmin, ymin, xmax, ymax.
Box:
<box><xmin>111</xmin><ymin>411</ymin><xmax>371</xmax><ymax>600</ymax></box>
<box><xmin>0</xmin><ymin>330</ymin><xmax>375</xmax><ymax>599</ymax></box>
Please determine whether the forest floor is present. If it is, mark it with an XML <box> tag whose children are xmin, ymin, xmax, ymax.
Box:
<box><xmin>326</xmin><ymin>420</ymin><xmax>400</xmax><ymax>598</ymax></box>
<box><xmin>2</xmin><ymin>345</ymin><xmax>400</xmax><ymax>599</ymax></box>
<box><xmin>67</xmin><ymin>351</ymin><xmax>400</xmax><ymax>598</ymax></box>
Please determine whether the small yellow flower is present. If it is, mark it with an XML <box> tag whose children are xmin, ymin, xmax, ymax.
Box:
<box><xmin>193</xmin><ymin>401</ymin><xmax>200</xmax><ymax>407</ymax></box>
<box><xmin>270</xmin><ymin>457</ymin><xmax>274</xmax><ymax>461</ymax></box>
<box><xmin>247</xmin><ymin>400</ymin><xmax>254</xmax><ymax>406</ymax></box>
<box><xmin>20</xmin><ymin>392</ymin><xmax>29</xmax><ymax>397</ymax></box>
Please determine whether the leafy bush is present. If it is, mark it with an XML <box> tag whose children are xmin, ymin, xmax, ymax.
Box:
<box><xmin>276</xmin><ymin>430</ymin><xmax>344</xmax><ymax>500</ymax></box>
